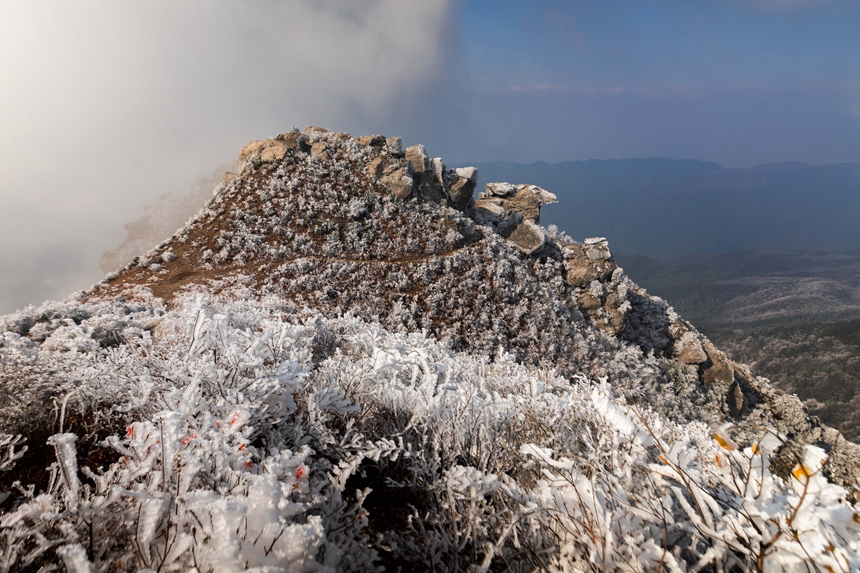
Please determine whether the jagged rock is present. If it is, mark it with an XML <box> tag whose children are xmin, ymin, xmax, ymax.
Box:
<box><xmin>562</xmin><ymin>240</ymin><xmax>618</xmax><ymax>287</ymax></box>
<box><xmin>359</xmin><ymin>134</ymin><xmax>386</xmax><ymax>147</ymax></box>
<box><xmin>448</xmin><ymin>167</ymin><xmax>479</xmax><ymax>210</ymax></box>
<box><xmin>675</xmin><ymin>331</ymin><xmax>708</xmax><ymax>365</ymax></box>
<box><xmin>224</xmin><ymin>172</ymin><xmax>236</xmax><ymax>184</ymax></box>
<box><xmin>310</xmin><ymin>141</ymin><xmax>330</xmax><ymax>161</ymax></box>
<box><xmin>471</xmin><ymin>198</ymin><xmax>507</xmax><ymax>226</ymax></box>
<box><xmin>585</xmin><ymin>237</ymin><xmax>612</xmax><ymax>261</ymax></box>
<box><xmin>485</xmin><ymin>182</ymin><xmax>517</xmax><ymax>197</ymax></box>
<box><xmin>414</xmin><ymin>172</ymin><xmax>444</xmax><ymax>204</ymax></box>
<box><xmin>432</xmin><ymin>158</ymin><xmax>446</xmax><ymax>184</ymax></box>
<box><xmin>506</xmin><ymin>220</ymin><xmax>545</xmax><ymax>255</ymax></box>
<box><xmin>304</xmin><ymin>125</ymin><xmax>330</xmax><ymax>136</ymax></box>
<box><xmin>275</xmin><ymin>132</ymin><xmax>310</xmax><ymax>152</ymax></box>
<box><xmin>702</xmin><ymin>341</ymin><xmax>735</xmax><ymax>386</ymax></box>
<box><xmin>239</xmin><ymin>139</ymin><xmax>288</xmax><ymax>169</ymax></box>
<box><xmin>386</xmin><ymin>136</ymin><xmax>403</xmax><ymax>156</ymax></box>
<box><xmin>729</xmin><ymin>381</ymin><xmax>745</xmax><ymax>413</ymax></box>
<box><xmin>569</xmin><ymin>266</ymin><xmax>629</xmax><ymax>337</ymax></box>
<box><xmin>479</xmin><ymin>183</ymin><xmax>558</xmax><ymax>223</ymax></box>
<box><xmin>367</xmin><ymin>156</ymin><xmax>387</xmax><ymax>180</ymax></box>
<box><xmin>436</xmin><ymin>212</ymin><xmax>481</xmax><ymax>245</ymax></box>
<box><xmin>405</xmin><ymin>144</ymin><xmax>430</xmax><ymax>172</ymax></box>
<box><xmin>366</xmin><ymin>155</ymin><xmax>415</xmax><ymax>199</ymax></box>
<box><xmin>238</xmin><ymin>133</ymin><xmax>311</xmax><ymax>171</ymax></box>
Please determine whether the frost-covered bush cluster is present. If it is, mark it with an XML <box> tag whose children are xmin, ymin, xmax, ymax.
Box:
<box><xmin>2</xmin><ymin>294</ymin><xmax>860</xmax><ymax>571</ymax></box>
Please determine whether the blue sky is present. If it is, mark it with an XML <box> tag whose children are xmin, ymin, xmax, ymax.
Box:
<box><xmin>426</xmin><ymin>0</ymin><xmax>860</xmax><ymax>166</ymax></box>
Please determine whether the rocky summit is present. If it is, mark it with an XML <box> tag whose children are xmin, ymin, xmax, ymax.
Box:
<box><xmin>2</xmin><ymin>126</ymin><xmax>860</xmax><ymax>571</ymax></box>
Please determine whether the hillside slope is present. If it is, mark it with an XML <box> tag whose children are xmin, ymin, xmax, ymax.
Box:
<box><xmin>2</xmin><ymin>128</ymin><xmax>860</xmax><ymax>571</ymax></box>
<box><xmin>616</xmin><ymin>251</ymin><xmax>860</xmax><ymax>439</ymax></box>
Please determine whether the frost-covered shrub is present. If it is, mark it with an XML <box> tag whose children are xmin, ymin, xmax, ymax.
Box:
<box><xmin>1</xmin><ymin>295</ymin><xmax>859</xmax><ymax>571</ymax></box>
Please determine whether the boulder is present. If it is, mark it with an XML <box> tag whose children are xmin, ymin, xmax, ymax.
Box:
<box><xmin>674</xmin><ymin>331</ymin><xmax>708</xmax><ymax>365</ymax></box>
<box><xmin>238</xmin><ymin>139</ymin><xmax>293</xmax><ymax>171</ymax></box>
<box><xmin>366</xmin><ymin>155</ymin><xmax>416</xmax><ymax>199</ymax></box>
<box><xmin>448</xmin><ymin>167</ymin><xmax>479</xmax><ymax>210</ymax></box>
<box><xmin>383</xmin><ymin>168</ymin><xmax>415</xmax><ymax>199</ymax></box>
<box><xmin>561</xmin><ymin>241</ymin><xmax>618</xmax><ymax>287</ymax></box>
<box><xmin>702</xmin><ymin>341</ymin><xmax>735</xmax><ymax>386</ymax></box>
<box><xmin>415</xmin><ymin>172</ymin><xmax>445</xmax><ymax>204</ymax></box>
<box><xmin>405</xmin><ymin>144</ymin><xmax>430</xmax><ymax>173</ymax></box>
<box><xmin>471</xmin><ymin>198</ymin><xmax>508</xmax><ymax>227</ymax></box>
<box><xmin>304</xmin><ymin>126</ymin><xmax>330</xmax><ymax>136</ymax></box>
<box><xmin>485</xmin><ymin>182</ymin><xmax>517</xmax><ymax>198</ymax></box>
<box><xmin>478</xmin><ymin>183</ymin><xmax>557</xmax><ymax>223</ymax></box>
<box><xmin>359</xmin><ymin>134</ymin><xmax>386</xmax><ymax>147</ymax></box>
<box><xmin>367</xmin><ymin>156</ymin><xmax>387</xmax><ymax>180</ymax></box>
<box><xmin>386</xmin><ymin>137</ymin><xmax>404</xmax><ymax>156</ymax></box>
<box><xmin>275</xmin><ymin>132</ymin><xmax>310</xmax><ymax>153</ymax></box>
<box><xmin>506</xmin><ymin>220</ymin><xmax>545</xmax><ymax>255</ymax></box>
<box><xmin>574</xmin><ymin>278</ymin><xmax>628</xmax><ymax>337</ymax></box>
<box><xmin>585</xmin><ymin>237</ymin><xmax>612</xmax><ymax>261</ymax></box>
<box><xmin>432</xmin><ymin>158</ymin><xmax>447</xmax><ymax>188</ymax></box>
<box><xmin>310</xmin><ymin>141</ymin><xmax>330</xmax><ymax>161</ymax></box>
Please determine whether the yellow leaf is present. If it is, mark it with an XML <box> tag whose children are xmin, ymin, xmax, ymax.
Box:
<box><xmin>792</xmin><ymin>465</ymin><xmax>811</xmax><ymax>482</ymax></box>
<box><xmin>714</xmin><ymin>433</ymin><xmax>735</xmax><ymax>450</ymax></box>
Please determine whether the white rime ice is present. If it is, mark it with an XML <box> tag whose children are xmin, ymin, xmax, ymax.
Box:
<box><xmin>57</xmin><ymin>544</ymin><xmax>94</xmax><ymax>573</ymax></box>
<box><xmin>0</xmin><ymin>293</ymin><xmax>859</xmax><ymax>571</ymax></box>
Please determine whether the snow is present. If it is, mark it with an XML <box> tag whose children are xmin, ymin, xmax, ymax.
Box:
<box><xmin>1</xmin><ymin>294</ymin><xmax>859</xmax><ymax>571</ymax></box>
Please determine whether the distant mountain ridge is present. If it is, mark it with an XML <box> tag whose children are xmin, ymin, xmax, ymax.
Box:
<box><xmin>467</xmin><ymin>159</ymin><xmax>860</xmax><ymax>258</ymax></box>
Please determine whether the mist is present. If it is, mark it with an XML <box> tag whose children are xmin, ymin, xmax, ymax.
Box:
<box><xmin>0</xmin><ymin>0</ymin><xmax>457</xmax><ymax>313</ymax></box>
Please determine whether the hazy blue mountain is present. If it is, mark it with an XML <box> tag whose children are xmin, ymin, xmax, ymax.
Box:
<box><xmin>467</xmin><ymin>159</ymin><xmax>860</xmax><ymax>258</ymax></box>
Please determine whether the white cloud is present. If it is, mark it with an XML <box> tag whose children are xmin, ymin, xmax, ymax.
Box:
<box><xmin>0</xmin><ymin>0</ymin><xmax>456</xmax><ymax>312</ymax></box>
